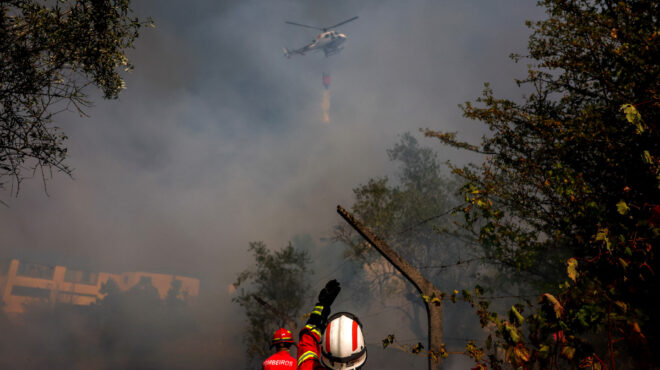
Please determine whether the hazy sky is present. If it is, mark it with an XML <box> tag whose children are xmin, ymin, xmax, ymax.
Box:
<box><xmin>2</xmin><ymin>0</ymin><xmax>544</xmax><ymax>366</ymax></box>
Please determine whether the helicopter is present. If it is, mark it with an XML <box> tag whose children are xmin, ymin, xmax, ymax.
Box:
<box><xmin>283</xmin><ymin>16</ymin><xmax>358</xmax><ymax>58</ymax></box>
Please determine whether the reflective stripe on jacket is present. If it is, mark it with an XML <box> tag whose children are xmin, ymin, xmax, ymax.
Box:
<box><xmin>297</xmin><ymin>324</ymin><xmax>325</xmax><ymax>369</ymax></box>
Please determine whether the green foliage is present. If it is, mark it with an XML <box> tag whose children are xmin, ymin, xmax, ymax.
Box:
<box><xmin>334</xmin><ymin>133</ymin><xmax>468</xmax><ymax>339</ymax></box>
<box><xmin>232</xmin><ymin>241</ymin><xmax>310</xmax><ymax>365</ymax></box>
<box><xmin>382</xmin><ymin>334</ymin><xmax>395</xmax><ymax>348</ymax></box>
<box><xmin>336</xmin><ymin>133</ymin><xmax>460</xmax><ymax>263</ymax></box>
<box><xmin>425</xmin><ymin>0</ymin><xmax>659</xmax><ymax>368</ymax></box>
<box><xmin>411</xmin><ymin>342</ymin><xmax>424</xmax><ymax>354</ymax></box>
<box><xmin>380</xmin><ymin>333</ymin><xmax>449</xmax><ymax>363</ymax></box>
<box><xmin>421</xmin><ymin>291</ymin><xmax>443</xmax><ymax>306</ymax></box>
<box><xmin>0</xmin><ymin>0</ymin><xmax>150</xmax><ymax>194</ymax></box>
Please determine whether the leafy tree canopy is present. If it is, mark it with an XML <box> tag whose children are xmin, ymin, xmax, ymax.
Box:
<box><xmin>337</xmin><ymin>133</ymin><xmax>460</xmax><ymax>268</ymax></box>
<box><xmin>232</xmin><ymin>241</ymin><xmax>310</xmax><ymax>365</ymax></box>
<box><xmin>1</xmin><ymin>0</ymin><xmax>150</xmax><ymax>195</ymax></box>
<box><xmin>334</xmin><ymin>133</ymin><xmax>482</xmax><ymax>342</ymax></box>
<box><xmin>426</xmin><ymin>0</ymin><xmax>658</xmax><ymax>367</ymax></box>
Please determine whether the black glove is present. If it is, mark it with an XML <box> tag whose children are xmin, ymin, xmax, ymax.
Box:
<box><xmin>318</xmin><ymin>279</ymin><xmax>341</xmax><ymax>307</ymax></box>
<box><xmin>306</xmin><ymin>280</ymin><xmax>341</xmax><ymax>331</ymax></box>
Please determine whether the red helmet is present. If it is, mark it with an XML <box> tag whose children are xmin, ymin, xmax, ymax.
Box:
<box><xmin>271</xmin><ymin>327</ymin><xmax>295</xmax><ymax>347</ymax></box>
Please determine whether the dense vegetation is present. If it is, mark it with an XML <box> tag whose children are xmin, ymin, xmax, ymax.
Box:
<box><xmin>1</xmin><ymin>0</ymin><xmax>149</xmax><ymax>195</ymax></box>
<box><xmin>424</xmin><ymin>0</ymin><xmax>658</xmax><ymax>367</ymax></box>
<box><xmin>236</xmin><ymin>1</ymin><xmax>658</xmax><ymax>368</ymax></box>
<box><xmin>232</xmin><ymin>241</ymin><xmax>310</xmax><ymax>366</ymax></box>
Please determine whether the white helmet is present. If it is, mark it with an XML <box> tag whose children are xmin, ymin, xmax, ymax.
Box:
<box><xmin>320</xmin><ymin>312</ymin><xmax>367</xmax><ymax>370</ymax></box>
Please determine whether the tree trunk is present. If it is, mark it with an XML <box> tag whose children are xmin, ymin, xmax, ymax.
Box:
<box><xmin>337</xmin><ymin>205</ymin><xmax>443</xmax><ymax>370</ymax></box>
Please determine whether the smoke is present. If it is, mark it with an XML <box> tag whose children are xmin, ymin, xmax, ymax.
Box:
<box><xmin>322</xmin><ymin>89</ymin><xmax>331</xmax><ymax>123</ymax></box>
<box><xmin>0</xmin><ymin>279</ymin><xmax>238</xmax><ymax>369</ymax></box>
<box><xmin>321</xmin><ymin>71</ymin><xmax>331</xmax><ymax>123</ymax></box>
<box><xmin>0</xmin><ymin>0</ymin><xmax>545</xmax><ymax>367</ymax></box>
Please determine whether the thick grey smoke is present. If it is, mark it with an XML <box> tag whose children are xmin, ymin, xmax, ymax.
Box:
<box><xmin>1</xmin><ymin>0</ymin><xmax>544</xmax><ymax>367</ymax></box>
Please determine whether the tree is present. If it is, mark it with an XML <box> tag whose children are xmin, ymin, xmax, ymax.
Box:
<box><xmin>334</xmin><ymin>133</ymin><xmax>480</xmax><ymax>343</ymax></box>
<box><xmin>1</xmin><ymin>0</ymin><xmax>150</xmax><ymax>195</ymax></box>
<box><xmin>232</xmin><ymin>241</ymin><xmax>311</xmax><ymax>365</ymax></box>
<box><xmin>338</xmin><ymin>204</ymin><xmax>446</xmax><ymax>370</ymax></box>
<box><xmin>165</xmin><ymin>278</ymin><xmax>187</xmax><ymax>308</ymax></box>
<box><xmin>425</xmin><ymin>0</ymin><xmax>659</xmax><ymax>367</ymax></box>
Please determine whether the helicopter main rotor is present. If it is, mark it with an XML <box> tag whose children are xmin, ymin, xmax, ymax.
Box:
<box><xmin>285</xmin><ymin>16</ymin><xmax>358</xmax><ymax>32</ymax></box>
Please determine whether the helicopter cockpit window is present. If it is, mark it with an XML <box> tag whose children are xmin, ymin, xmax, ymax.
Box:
<box><xmin>324</xmin><ymin>34</ymin><xmax>330</xmax><ymax>38</ymax></box>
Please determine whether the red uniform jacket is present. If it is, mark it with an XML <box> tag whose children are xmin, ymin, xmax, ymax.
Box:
<box><xmin>296</xmin><ymin>324</ymin><xmax>325</xmax><ymax>369</ymax></box>
<box><xmin>262</xmin><ymin>350</ymin><xmax>296</xmax><ymax>370</ymax></box>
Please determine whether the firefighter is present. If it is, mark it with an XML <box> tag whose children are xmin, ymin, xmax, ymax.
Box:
<box><xmin>297</xmin><ymin>280</ymin><xmax>367</xmax><ymax>369</ymax></box>
<box><xmin>263</xmin><ymin>327</ymin><xmax>297</xmax><ymax>369</ymax></box>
